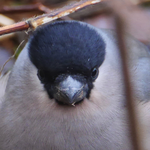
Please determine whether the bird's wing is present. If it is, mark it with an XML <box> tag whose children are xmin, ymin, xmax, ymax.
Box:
<box><xmin>95</xmin><ymin>29</ymin><xmax>150</xmax><ymax>102</ymax></box>
<box><xmin>0</xmin><ymin>71</ymin><xmax>10</xmax><ymax>103</ymax></box>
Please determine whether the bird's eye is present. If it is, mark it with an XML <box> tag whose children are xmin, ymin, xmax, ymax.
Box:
<box><xmin>91</xmin><ymin>68</ymin><xmax>99</xmax><ymax>80</ymax></box>
<box><xmin>37</xmin><ymin>70</ymin><xmax>46</xmax><ymax>82</ymax></box>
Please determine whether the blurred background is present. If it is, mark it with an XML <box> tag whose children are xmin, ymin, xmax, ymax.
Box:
<box><xmin>0</xmin><ymin>0</ymin><xmax>150</xmax><ymax>75</ymax></box>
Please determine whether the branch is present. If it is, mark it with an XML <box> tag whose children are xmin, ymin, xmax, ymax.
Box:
<box><xmin>0</xmin><ymin>0</ymin><xmax>102</xmax><ymax>36</ymax></box>
<box><xmin>0</xmin><ymin>22</ymin><xmax>29</xmax><ymax>35</ymax></box>
<box><xmin>115</xmin><ymin>16</ymin><xmax>143</xmax><ymax>150</ymax></box>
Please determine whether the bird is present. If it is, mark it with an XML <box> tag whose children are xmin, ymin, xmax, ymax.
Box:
<box><xmin>0</xmin><ymin>20</ymin><xmax>150</xmax><ymax>150</ymax></box>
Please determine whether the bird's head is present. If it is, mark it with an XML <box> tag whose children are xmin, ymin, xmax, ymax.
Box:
<box><xmin>28</xmin><ymin>21</ymin><xmax>106</xmax><ymax>106</ymax></box>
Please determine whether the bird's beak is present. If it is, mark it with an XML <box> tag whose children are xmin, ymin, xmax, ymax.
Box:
<box><xmin>53</xmin><ymin>76</ymin><xmax>88</xmax><ymax>106</ymax></box>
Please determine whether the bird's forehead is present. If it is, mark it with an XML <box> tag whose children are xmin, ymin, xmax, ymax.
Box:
<box><xmin>28</xmin><ymin>21</ymin><xmax>106</xmax><ymax>72</ymax></box>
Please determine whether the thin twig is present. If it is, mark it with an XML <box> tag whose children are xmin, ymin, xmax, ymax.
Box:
<box><xmin>115</xmin><ymin>16</ymin><xmax>142</xmax><ymax>150</ymax></box>
<box><xmin>0</xmin><ymin>40</ymin><xmax>25</xmax><ymax>76</ymax></box>
<box><xmin>0</xmin><ymin>0</ymin><xmax>102</xmax><ymax>36</ymax></box>
<box><xmin>0</xmin><ymin>3</ymin><xmax>51</xmax><ymax>14</ymax></box>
